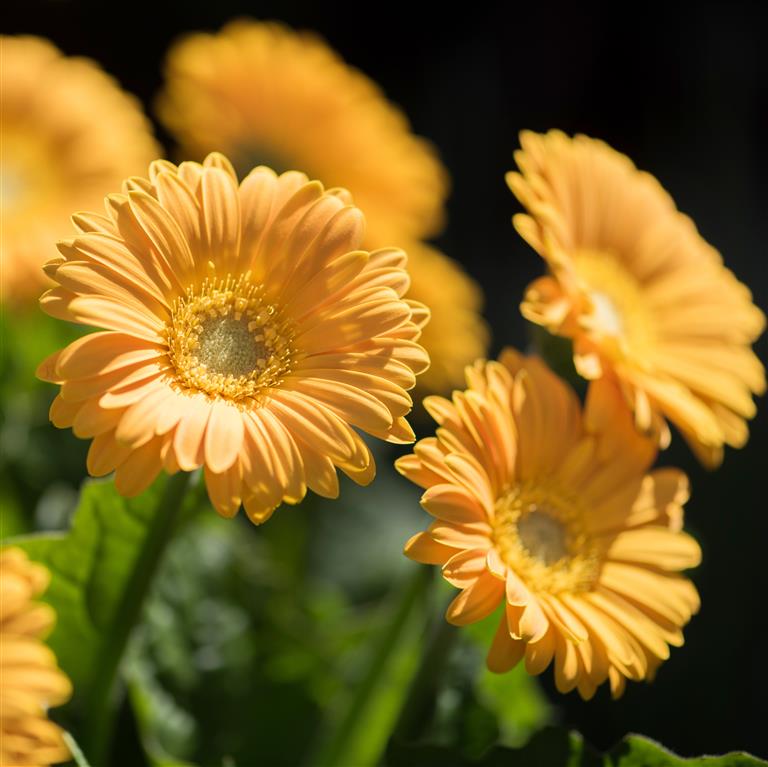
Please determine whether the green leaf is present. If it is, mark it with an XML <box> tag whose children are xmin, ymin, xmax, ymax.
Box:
<box><xmin>128</xmin><ymin>657</ymin><xmax>196</xmax><ymax>767</ymax></box>
<box><xmin>128</xmin><ymin>663</ymin><xmax>199</xmax><ymax>767</ymax></box>
<box><xmin>385</xmin><ymin>727</ymin><xmax>767</xmax><ymax>766</ymax></box>
<box><xmin>10</xmin><ymin>471</ymin><xmax>198</xmax><ymax>765</ymax></box>
<box><xmin>474</xmin><ymin>664</ymin><xmax>551</xmax><ymax>748</ymax></box>
<box><xmin>610</xmin><ymin>735</ymin><xmax>766</xmax><ymax>766</ymax></box>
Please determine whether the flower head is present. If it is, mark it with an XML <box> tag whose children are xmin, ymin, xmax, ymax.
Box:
<box><xmin>507</xmin><ymin>130</ymin><xmax>765</xmax><ymax>466</ymax></box>
<box><xmin>157</xmin><ymin>19</ymin><xmax>446</xmax><ymax>246</ymax></box>
<box><xmin>0</xmin><ymin>35</ymin><xmax>159</xmax><ymax>304</ymax></box>
<box><xmin>38</xmin><ymin>154</ymin><xmax>429</xmax><ymax>523</ymax></box>
<box><xmin>1</xmin><ymin>547</ymin><xmax>72</xmax><ymax>766</ymax></box>
<box><xmin>397</xmin><ymin>350</ymin><xmax>701</xmax><ymax>699</ymax></box>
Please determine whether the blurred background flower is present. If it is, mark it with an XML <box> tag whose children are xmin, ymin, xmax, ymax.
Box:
<box><xmin>0</xmin><ymin>35</ymin><xmax>159</xmax><ymax>306</ymax></box>
<box><xmin>0</xmin><ymin>35</ymin><xmax>160</xmax><ymax>540</ymax></box>
<box><xmin>0</xmin><ymin>547</ymin><xmax>72</xmax><ymax>766</ymax></box>
<box><xmin>157</xmin><ymin>19</ymin><xmax>446</xmax><ymax>246</ymax></box>
<box><xmin>509</xmin><ymin>130</ymin><xmax>765</xmax><ymax>467</ymax></box>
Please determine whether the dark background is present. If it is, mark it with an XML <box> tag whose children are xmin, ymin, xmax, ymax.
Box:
<box><xmin>4</xmin><ymin>0</ymin><xmax>767</xmax><ymax>758</ymax></box>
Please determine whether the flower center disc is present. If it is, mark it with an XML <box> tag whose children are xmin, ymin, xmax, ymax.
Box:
<box><xmin>196</xmin><ymin>316</ymin><xmax>266</xmax><ymax>379</ymax></box>
<box><xmin>573</xmin><ymin>248</ymin><xmax>655</xmax><ymax>356</ymax></box>
<box><xmin>588</xmin><ymin>290</ymin><xmax>624</xmax><ymax>337</ymax></box>
<box><xmin>516</xmin><ymin>506</ymin><xmax>568</xmax><ymax>566</ymax></box>
<box><xmin>166</xmin><ymin>273</ymin><xmax>294</xmax><ymax>402</ymax></box>
<box><xmin>493</xmin><ymin>486</ymin><xmax>601</xmax><ymax>594</ymax></box>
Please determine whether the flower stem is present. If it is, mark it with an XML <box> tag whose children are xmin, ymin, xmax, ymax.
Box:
<box><xmin>394</xmin><ymin>607</ymin><xmax>459</xmax><ymax>742</ymax></box>
<box><xmin>308</xmin><ymin>565</ymin><xmax>434</xmax><ymax>767</ymax></box>
<box><xmin>63</xmin><ymin>731</ymin><xmax>92</xmax><ymax>767</ymax></box>
<box><xmin>84</xmin><ymin>470</ymin><xmax>193</xmax><ymax>766</ymax></box>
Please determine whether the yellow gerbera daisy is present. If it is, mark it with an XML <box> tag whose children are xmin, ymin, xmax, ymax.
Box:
<box><xmin>0</xmin><ymin>35</ymin><xmax>159</xmax><ymax>304</ymax></box>
<box><xmin>157</xmin><ymin>19</ymin><xmax>447</xmax><ymax>247</ymax></box>
<box><xmin>405</xmin><ymin>243</ymin><xmax>489</xmax><ymax>393</ymax></box>
<box><xmin>507</xmin><ymin>130</ymin><xmax>766</xmax><ymax>466</ymax></box>
<box><xmin>37</xmin><ymin>153</ymin><xmax>429</xmax><ymax>524</ymax></box>
<box><xmin>1</xmin><ymin>547</ymin><xmax>72</xmax><ymax>766</ymax></box>
<box><xmin>397</xmin><ymin>350</ymin><xmax>701</xmax><ymax>699</ymax></box>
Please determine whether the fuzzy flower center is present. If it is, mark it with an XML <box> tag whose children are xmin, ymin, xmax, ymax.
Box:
<box><xmin>166</xmin><ymin>272</ymin><xmax>295</xmax><ymax>402</ymax></box>
<box><xmin>493</xmin><ymin>485</ymin><xmax>601</xmax><ymax>594</ymax></box>
<box><xmin>196</xmin><ymin>316</ymin><xmax>266</xmax><ymax>378</ymax></box>
<box><xmin>516</xmin><ymin>506</ymin><xmax>569</xmax><ymax>565</ymax></box>
<box><xmin>574</xmin><ymin>249</ymin><xmax>655</xmax><ymax>356</ymax></box>
<box><xmin>588</xmin><ymin>291</ymin><xmax>624</xmax><ymax>337</ymax></box>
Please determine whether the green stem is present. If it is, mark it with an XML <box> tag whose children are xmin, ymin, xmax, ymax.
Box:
<box><xmin>308</xmin><ymin>565</ymin><xmax>433</xmax><ymax>767</ymax></box>
<box><xmin>63</xmin><ymin>731</ymin><xmax>93</xmax><ymax>767</ymax></box>
<box><xmin>394</xmin><ymin>608</ymin><xmax>459</xmax><ymax>742</ymax></box>
<box><xmin>84</xmin><ymin>470</ymin><xmax>193</xmax><ymax>766</ymax></box>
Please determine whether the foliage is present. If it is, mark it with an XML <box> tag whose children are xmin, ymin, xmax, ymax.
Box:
<box><xmin>386</xmin><ymin>728</ymin><xmax>767</xmax><ymax>766</ymax></box>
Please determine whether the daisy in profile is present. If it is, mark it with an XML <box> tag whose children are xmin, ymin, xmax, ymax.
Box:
<box><xmin>0</xmin><ymin>36</ymin><xmax>159</xmax><ymax>305</ymax></box>
<box><xmin>508</xmin><ymin>130</ymin><xmax>765</xmax><ymax>466</ymax></box>
<box><xmin>38</xmin><ymin>154</ymin><xmax>429</xmax><ymax>524</ymax></box>
<box><xmin>157</xmin><ymin>20</ymin><xmax>488</xmax><ymax>392</ymax></box>
<box><xmin>1</xmin><ymin>548</ymin><xmax>72</xmax><ymax>766</ymax></box>
<box><xmin>397</xmin><ymin>350</ymin><xmax>701</xmax><ymax>699</ymax></box>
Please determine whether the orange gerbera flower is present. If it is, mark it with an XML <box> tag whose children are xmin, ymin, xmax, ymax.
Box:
<box><xmin>508</xmin><ymin>130</ymin><xmax>765</xmax><ymax>466</ymax></box>
<box><xmin>1</xmin><ymin>35</ymin><xmax>159</xmax><ymax>304</ymax></box>
<box><xmin>38</xmin><ymin>154</ymin><xmax>429</xmax><ymax>523</ymax></box>
<box><xmin>397</xmin><ymin>350</ymin><xmax>701</xmax><ymax>699</ymax></box>
<box><xmin>157</xmin><ymin>19</ymin><xmax>446</xmax><ymax>247</ymax></box>
<box><xmin>1</xmin><ymin>548</ymin><xmax>72</xmax><ymax>766</ymax></box>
